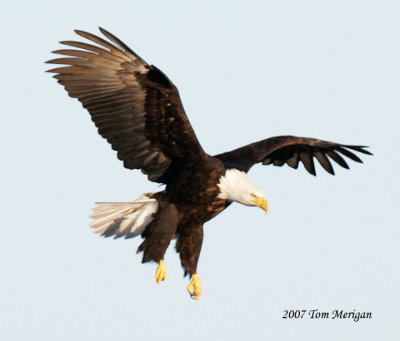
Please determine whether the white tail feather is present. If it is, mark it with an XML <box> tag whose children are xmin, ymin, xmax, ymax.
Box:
<box><xmin>90</xmin><ymin>195</ymin><xmax>158</xmax><ymax>239</ymax></box>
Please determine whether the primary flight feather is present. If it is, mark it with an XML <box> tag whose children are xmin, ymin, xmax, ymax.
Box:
<box><xmin>47</xmin><ymin>28</ymin><xmax>371</xmax><ymax>300</ymax></box>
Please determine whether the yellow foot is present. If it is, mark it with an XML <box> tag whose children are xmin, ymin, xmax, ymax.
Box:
<box><xmin>187</xmin><ymin>273</ymin><xmax>202</xmax><ymax>300</ymax></box>
<box><xmin>155</xmin><ymin>260</ymin><xmax>167</xmax><ymax>283</ymax></box>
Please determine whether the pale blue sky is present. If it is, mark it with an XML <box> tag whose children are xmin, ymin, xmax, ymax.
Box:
<box><xmin>1</xmin><ymin>1</ymin><xmax>399</xmax><ymax>340</ymax></box>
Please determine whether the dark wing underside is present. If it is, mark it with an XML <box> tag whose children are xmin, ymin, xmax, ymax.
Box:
<box><xmin>215</xmin><ymin>135</ymin><xmax>372</xmax><ymax>175</ymax></box>
<box><xmin>47</xmin><ymin>28</ymin><xmax>207</xmax><ymax>184</ymax></box>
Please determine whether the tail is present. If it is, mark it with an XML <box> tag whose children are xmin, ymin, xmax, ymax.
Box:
<box><xmin>90</xmin><ymin>195</ymin><xmax>159</xmax><ymax>239</ymax></box>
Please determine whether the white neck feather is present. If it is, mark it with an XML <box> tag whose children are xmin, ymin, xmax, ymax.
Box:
<box><xmin>217</xmin><ymin>169</ymin><xmax>265</xmax><ymax>206</ymax></box>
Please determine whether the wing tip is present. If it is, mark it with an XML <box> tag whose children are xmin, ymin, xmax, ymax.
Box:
<box><xmin>344</xmin><ymin>145</ymin><xmax>373</xmax><ymax>156</ymax></box>
<box><xmin>98</xmin><ymin>27</ymin><xmax>108</xmax><ymax>36</ymax></box>
<box><xmin>74</xmin><ymin>29</ymin><xmax>86</xmax><ymax>37</ymax></box>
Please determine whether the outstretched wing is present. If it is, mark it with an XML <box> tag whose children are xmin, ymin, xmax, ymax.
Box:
<box><xmin>47</xmin><ymin>28</ymin><xmax>207</xmax><ymax>183</ymax></box>
<box><xmin>215</xmin><ymin>135</ymin><xmax>372</xmax><ymax>175</ymax></box>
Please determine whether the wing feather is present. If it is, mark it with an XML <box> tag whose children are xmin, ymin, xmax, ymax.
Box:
<box><xmin>327</xmin><ymin>150</ymin><xmax>349</xmax><ymax>169</ymax></box>
<box><xmin>314</xmin><ymin>151</ymin><xmax>334</xmax><ymax>175</ymax></box>
<box><xmin>48</xmin><ymin>28</ymin><xmax>207</xmax><ymax>184</ymax></box>
<box><xmin>215</xmin><ymin>135</ymin><xmax>371</xmax><ymax>176</ymax></box>
<box><xmin>286</xmin><ymin>154</ymin><xmax>299</xmax><ymax>169</ymax></box>
<box><xmin>299</xmin><ymin>151</ymin><xmax>316</xmax><ymax>175</ymax></box>
<box><xmin>336</xmin><ymin>147</ymin><xmax>362</xmax><ymax>163</ymax></box>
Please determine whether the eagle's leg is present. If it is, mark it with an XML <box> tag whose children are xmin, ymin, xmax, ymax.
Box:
<box><xmin>176</xmin><ymin>224</ymin><xmax>204</xmax><ymax>300</ymax></box>
<box><xmin>155</xmin><ymin>259</ymin><xmax>167</xmax><ymax>283</ymax></box>
<box><xmin>137</xmin><ymin>202</ymin><xmax>178</xmax><ymax>284</ymax></box>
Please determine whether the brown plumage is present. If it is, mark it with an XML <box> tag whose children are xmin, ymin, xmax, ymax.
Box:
<box><xmin>48</xmin><ymin>28</ymin><xmax>206</xmax><ymax>183</ymax></box>
<box><xmin>47</xmin><ymin>28</ymin><xmax>371</xmax><ymax>299</ymax></box>
<box><xmin>215</xmin><ymin>136</ymin><xmax>371</xmax><ymax>175</ymax></box>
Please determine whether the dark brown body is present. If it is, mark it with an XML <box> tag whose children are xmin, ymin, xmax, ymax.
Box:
<box><xmin>138</xmin><ymin>156</ymin><xmax>229</xmax><ymax>276</ymax></box>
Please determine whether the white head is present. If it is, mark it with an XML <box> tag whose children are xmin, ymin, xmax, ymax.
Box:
<box><xmin>217</xmin><ymin>169</ymin><xmax>269</xmax><ymax>212</ymax></box>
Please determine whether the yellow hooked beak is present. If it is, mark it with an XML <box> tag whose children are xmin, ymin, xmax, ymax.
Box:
<box><xmin>250</xmin><ymin>195</ymin><xmax>269</xmax><ymax>213</ymax></box>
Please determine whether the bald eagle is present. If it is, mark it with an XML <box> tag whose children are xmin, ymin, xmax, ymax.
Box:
<box><xmin>47</xmin><ymin>28</ymin><xmax>371</xmax><ymax>300</ymax></box>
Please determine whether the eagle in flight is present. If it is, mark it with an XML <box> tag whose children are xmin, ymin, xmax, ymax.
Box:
<box><xmin>47</xmin><ymin>28</ymin><xmax>371</xmax><ymax>300</ymax></box>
